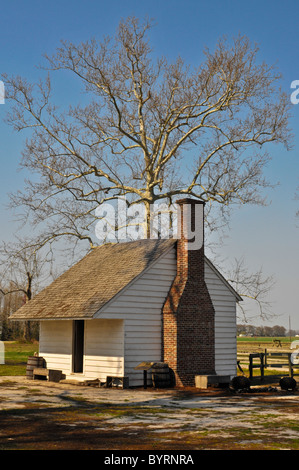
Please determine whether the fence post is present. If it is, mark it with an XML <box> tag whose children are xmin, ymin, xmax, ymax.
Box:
<box><xmin>260</xmin><ymin>353</ymin><xmax>265</xmax><ymax>381</ymax></box>
<box><xmin>249</xmin><ymin>354</ymin><xmax>253</xmax><ymax>379</ymax></box>
<box><xmin>288</xmin><ymin>353</ymin><xmax>293</xmax><ymax>377</ymax></box>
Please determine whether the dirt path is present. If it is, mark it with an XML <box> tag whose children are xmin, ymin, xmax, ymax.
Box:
<box><xmin>0</xmin><ymin>376</ymin><xmax>298</xmax><ymax>450</ymax></box>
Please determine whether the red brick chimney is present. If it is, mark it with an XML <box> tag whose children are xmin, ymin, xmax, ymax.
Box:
<box><xmin>162</xmin><ymin>198</ymin><xmax>216</xmax><ymax>387</ymax></box>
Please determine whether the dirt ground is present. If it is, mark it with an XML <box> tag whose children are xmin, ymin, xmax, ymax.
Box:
<box><xmin>0</xmin><ymin>376</ymin><xmax>298</xmax><ymax>451</ymax></box>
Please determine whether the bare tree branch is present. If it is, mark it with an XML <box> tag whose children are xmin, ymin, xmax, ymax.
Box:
<box><xmin>1</xmin><ymin>16</ymin><xmax>293</xmax><ymax>320</ymax></box>
<box><xmin>225</xmin><ymin>257</ymin><xmax>276</xmax><ymax>322</ymax></box>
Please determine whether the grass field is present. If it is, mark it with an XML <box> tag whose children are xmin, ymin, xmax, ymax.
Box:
<box><xmin>0</xmin><ymin>341</ymin><xmax>38</xmax><ymax>376</ymax></box>
<box><xmin>237</xmin><ymin>336</ymin><xmax>296</xmax><ymax>345</ymax></box>
<box><xmin>237</xmin><ymin>337</ymin><xmax>297</xmax><ymax>355</ymax></box>
<box><xmin>238</xmin><ymin>335</ymin><xmax>293</xmax><ymax>342</ymax></box>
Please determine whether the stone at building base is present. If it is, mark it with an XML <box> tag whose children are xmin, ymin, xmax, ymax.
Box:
<box><xmin>106</xmin><ymin>376</ymin><xmax>129</xmax><ymax>389</ymax></box>
<box><xmin>195</xmin><ymin>375</ymin><xmax>231</xmax><ymax>389</ymax></box>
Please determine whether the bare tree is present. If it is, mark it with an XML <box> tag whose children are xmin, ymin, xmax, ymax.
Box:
<box><xmin>1</xmin><ymin>16</ymin><xmax>292</xmax><ymax>318</ymax></box>
<box><xmin>225</xmin><ymin>257</ymin><xmax>276</xmax><ymax>322</ymax></box>
<box><xmin>0</xmin><ymin>285</ymin><xmax>25</xmax><ymax>340</ymax></box>
<box><xmin>3</xmin><ymin>17</ymin><xmax>292</xmax><ymax>241</ymax></box>
<box><xmin>0</xmin><ymin>239</ymin><xmax>52</xmax><ymax>340</ymax></box>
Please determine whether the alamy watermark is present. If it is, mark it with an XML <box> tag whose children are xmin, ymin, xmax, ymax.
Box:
<box><xmin>94</xmin><ymin>197</ymin><xmax>204</xmax><ymax>250</ymax></box>
<box><xmin>290</xmin><ymin>340</ymin><xmax>299</xmax><ymax>365</ymax></box>
<box><xmin>290</xmin><ymin>80</ymin><xmax>299</xmax><ymax>104</ymax></box>
<box><xmin>0</xmin><ymin>81</ymin><xmax>5</xmax><ymax>104</ymax></box>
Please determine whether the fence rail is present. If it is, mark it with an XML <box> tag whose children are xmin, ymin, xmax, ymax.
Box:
<box><xmin>237</xmin><ymin>349</ymin><xmax>299</xmax><ymax>380</ymax></box>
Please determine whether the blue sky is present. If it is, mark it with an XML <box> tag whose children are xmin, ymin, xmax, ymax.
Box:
<box><xmin>0</xmin><ymin>0</ymin><xmax>298</xmax><ymax>329</ymax></box>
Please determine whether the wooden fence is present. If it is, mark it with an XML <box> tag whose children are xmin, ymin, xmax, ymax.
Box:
<box><xmin>250</xmin><ymin>351</ymin><xmax>299</xmax><ymax>379</ymax></box>
<box><xmin>238</xmin><ymin>349</ymin><xmax>299</xmax><ymax>380</ymax></box>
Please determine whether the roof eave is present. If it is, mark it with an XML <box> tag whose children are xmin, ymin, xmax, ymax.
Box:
<box><xmin>204</xmin><ymin>256</ymin><xmax>243</xmax><ymax>302</ymax></box>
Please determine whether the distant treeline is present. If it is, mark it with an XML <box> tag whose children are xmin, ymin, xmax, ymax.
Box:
<box><xmin>237</xmin><ymin>324</ymin><xmax>298</xmax><ymax>337</ymax></box>
<box><xmin>0</xmin><ymin>289</ymin><xmax>39</xmax><ymax>341</ymax></box>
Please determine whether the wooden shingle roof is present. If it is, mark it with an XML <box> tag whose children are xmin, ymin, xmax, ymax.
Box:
<box><xmin>10</xmin><ymin>239</ymin><xmax>176</xmax><ymax>320</ymax></box>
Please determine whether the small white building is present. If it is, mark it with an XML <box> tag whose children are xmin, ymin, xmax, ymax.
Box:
<box><xmin>11</xmin><ymin>199</ymin><xmax>241</xmax><ymax>387</ymax></box>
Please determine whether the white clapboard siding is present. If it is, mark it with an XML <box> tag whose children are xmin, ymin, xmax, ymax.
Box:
<box><xmin>39</xmin><ymin>319</ymin><xmax>124</xmax><ymax>381</ymax></box>
<box><xmin>97</xmin><ymin>246</ymin><xmax>177</xmax><ymax>386</ymax></box>
<box><xmin>84</xmin><ymin>319</ymin><xmax>124</xmax><ymax>381</ymax></box>
<box><xmin>39</xmin><ymin>321</ymin><xmax>73</xmax><ymax>375</ymax></box>
<box><xmin>204</xmin><ymin>262</ymin><xmax>237</xmax><ymax>377</ymax></box>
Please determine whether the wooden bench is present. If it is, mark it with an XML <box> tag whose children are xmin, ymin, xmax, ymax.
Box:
<box><xmin>33</xmin><ymin>368</ymin><xmax>63</xmax><ymax>383</ymax></box>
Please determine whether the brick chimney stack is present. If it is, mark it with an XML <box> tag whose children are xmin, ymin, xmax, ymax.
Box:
<box><xmin>162</xmin><ymin>198</ymin><xmax>216</xmax><ymax>387</ymax></box>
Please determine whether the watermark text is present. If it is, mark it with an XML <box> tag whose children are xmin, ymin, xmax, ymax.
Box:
<box><xmin>94</xmin><ymin>198</ymin><xmax>204</xmax><ymax>250</ymax></box>
<box><xmin>0</xmin><ymin>81</ymin><xmax>4</xmax><ymax>104</ymax></box>
<box><xmin>290</xmin><ymin>80</ymin><xmax>299</xmax><ymax>104</ymax></box>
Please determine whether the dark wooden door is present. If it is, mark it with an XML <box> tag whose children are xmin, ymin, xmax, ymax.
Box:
<box><xmin>73</xmin><ymin>320</ymin><xmax>84</xmax><ymax>373</ymax></box>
